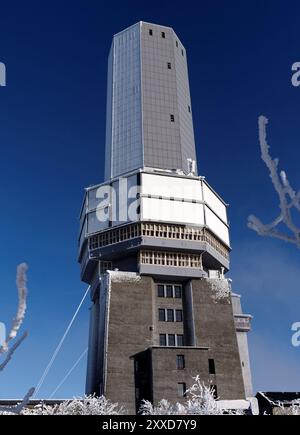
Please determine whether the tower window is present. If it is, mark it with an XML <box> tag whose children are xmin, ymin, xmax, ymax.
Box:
<box><xmin>176</xmin><ymin>40</ymin><xmax>178</xmax><ymax>47</ymax></box>
<box><xmin>168</xmin><ymin>334</ymin><xmax>175</xmax><ymax>346</ymax></box>
<box><xmin>177</xmin><ymin>382</ymin><xmax>186</xmax><ymax>397</ymax></box>
<box><xmin>174</xmin><ymin>285</ymin><xmax>182</xmax><ymax>298</ymax></box>
<box><xmin>176</xmin><ymin>334</ymin><xmax>184</xmax><ymax>346</ymax></box>
<box><xmin>157</xmin><ymin>284</ymin><xmax>165</xmax><ymax>297</ymax></box>
<box><xmin>209</xmin><ymin>358</ymin><xmax>216</xmax><ymax>374</ymax></box>
<box><xmin>161</xmin><ymin>31</ymin><xmax>165</xmax><ymax>38</ymax></box>
<box><xmin>149</xmin><ymin>29</ymin><xmax>153</xmax><ymax>36</ymax></box>
<box><xmin>166</xmin><ymin>285</ymin><xmax>173</xmax><ymax>298</ymax></box>
<box><xmin>181</xmin><ymin>49</ymin><xmax>184</xmax><ymax>56</ymax></box>
<box><xmin>176</xmin><ymin>309</ymin><xmax>183</xmax><ymax>322</ymax></box>
<box><xmin>167</xmin><ymin>62</ymin><xmax>172</xmax><ymax>69</ymax></box>
<box><xmin>176</xmin><ymin>355</ymin><xmax>185</xmax><ymax>370</ymax></box>
<box><xmin>158</xmin><ymin>309</ymin><xmax>166</xmax><ymax>322</ymax></box>
<box><xmin>167</xmin><ymin>309</ymin><xmax>174</xmax><ymax>322</ymax></box>
<box><xmin>170</xmin><ymin>114</ymin><xmax>175</xmax><ymax>122</ymax></box>
<box><xmin>159</xmin><ymin>334</ymin><xmax>167</xmax><ymax>346</ymax></box>
<box><xmin>188</xmin><ymin>105</ymin><xmax>191</xmax><ymax>113</ymax></box>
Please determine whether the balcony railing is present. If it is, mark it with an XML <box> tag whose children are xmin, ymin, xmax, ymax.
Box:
<box><xmin>88</xmin><ymin>222</ymin><xmax>229</xmax><ymax>260</ymax></box>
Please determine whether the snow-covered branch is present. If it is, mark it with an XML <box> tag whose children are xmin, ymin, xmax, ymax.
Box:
<box><xmin>140</xmin><ymin>376</ymin><xmax>243</xmax><ymax>415</ymax></box>
<box><xmin>0</xmin><ymin>263</ymin><xmax>28</xmax><ymax>354</ymax></box>
<box><xmin>248</xmin><ymin>116</ymin><xmax>300</xmax><ymax>246</ymax></box>
<box><xmin>0</xmin><ymin>263</ymin><xmax>34</xmax><ymax>414</ymax></box>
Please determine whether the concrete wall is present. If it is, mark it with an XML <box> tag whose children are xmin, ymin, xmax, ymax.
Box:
<box><xmin>104</xmin><ymin>275</ymin><xmax>153</xmax><ymax>413</ymax></box>
<box><xmin>191</xmin><ymin>278</ymin><xmax>246</xmax><ymax>399</ymax></box>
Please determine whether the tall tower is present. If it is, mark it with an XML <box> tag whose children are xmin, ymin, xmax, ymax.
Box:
<box><xmin>79</xmin><ymin>22</ymin><xmax>253</xmax><ymax>414</ymax></box>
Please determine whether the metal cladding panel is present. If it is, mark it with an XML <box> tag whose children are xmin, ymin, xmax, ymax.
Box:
<box><xmin>202</xmin><ymin>182</ymin><xmax>227</xmax><ymax>223</ymax></box>
<box><xmin>141</xmin><ymin>173</ymin><xmax>202</xmax><ymax>201</ymax></box>
<box><xmin>141</xmin><ymin>197</ymin><xmax>204</xmax><ymax>225</ymax></box>
<box><xmin>205</xmin><ymin>207</ymin><xmax>230</xmax><ymax>246</ymax></box>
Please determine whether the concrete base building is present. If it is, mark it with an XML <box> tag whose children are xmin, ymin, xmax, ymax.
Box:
<box><xmin>78</xmin><ymin>22</ymin><xmax>253</xmax><ymax>414</ymax></box>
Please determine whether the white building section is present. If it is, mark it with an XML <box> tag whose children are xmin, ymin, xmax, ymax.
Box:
<box><xmin>79</xmin><ymin>170</ymin><xmax>230</xmax><ymax>250</ymax></box>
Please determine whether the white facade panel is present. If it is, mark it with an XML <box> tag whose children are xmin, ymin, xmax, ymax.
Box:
<box><xmin>141</xmin><ymin>197</ymin><xmax>204</xmax><ymax>225</ymax></box>
<box><xmin>202</xmin><ymin>182</ymin><xmax>227</xmax><ymax>223</ymax></box>
<box><xmin>205</xmin><ymin>206</ymin><xmax>230</xmax><ymax>246</ymax></box>
<box><xmin>141</xmin><ymin>173</ymin><xmax>202</xmax><ymax>201</ymax></box>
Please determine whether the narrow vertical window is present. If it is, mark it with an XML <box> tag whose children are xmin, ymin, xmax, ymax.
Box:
<box><xmin>161</xmin><ymin>31</ymin><xmax>165</xmax><ymax>38</ymax></box>
<box><xmin>167</xmin><ymin>309</ymin><xmax>174</xmax><ymax>322</ymax></box>
<box><xmin>167</xmin><ymin>62</ymin><xmax>172</xmax><ymax>69</ymax></box>
<box><xmin>159</xmin><ymin>309</ymin><xmax>166</xmax><ymax>321</ymax></box>
<box><xmin>181</xmin><ymin>49</ymin><xmax>184</xmax><ymax>56</ymax></box>
<box><xmin>174</xmin><ymin>285</ymin><xmax>182</xmax><ymax>298</ymax></box>
<box><xmin>157</xmin><ymin>284</ymin><xmax>165</xmax><ymax>297</ymax></box>
<box><xmin>166</xmin><ymin>285</ymin><xmax>173</xmax><ymax>297</ymax></box>
<box><xmin>149</xmin><ymin>29</ymin><xmax>153</xmax><ymax>36</ymax></box>
<box><xmin>177</xmin><ymin>382</ymin><xmax>186</xmax><ymax>397</ymax></box>
<box><xmin>188</xmin><ymin>105</ymin><xmax>191</xmax><ymax>113</ymax></box>
<box><xmin>176</xmin><ymin>334</ymin><xmax>184</xmax><ymax>346</ymax></box>
<box><xmin>176</xmin><ymin>309</ymin><xmax>183</xmax><ymax>322</ymax></box>
<box><xmin>209</xmin><ymin>358</ymin><xmax>216</xmax><ymax>374</ymax></box>
<box><xmin>170</xmin><ymin>114</ymin><xmax>175</xmax><ymax>122</ymax></box>
<box><xmin>159</xmin><ymin>334</ymin><xmax>167</xmax><ymax>346</ymax></box>
<box><xmin>168</xmin><ymin>334</ymin><xmax>175</xmax><ymax>346</ymax></box>
<box><xmin>176</xmin><ymin>40</ymin><xmax>178</xmax><ymax>47</ymax></box>
<box><xmin>176</xmin><ymin>355</ymin><xmax>185</xmax><ymax>370</ymax></box>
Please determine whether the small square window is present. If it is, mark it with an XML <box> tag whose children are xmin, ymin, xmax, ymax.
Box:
<box><xmin>176</xmin><ymin>355</ymin><xmax>185</xmax><ymax>370</ymax></box>
<box><xmin>167</xmin><ymin>309</ymin><xmax>174</xmax><ymax>322</ymax></box>
<box><xmin>149</xmin><ymin>29</ymin><xmax>153</xmax><ymax>36</ymax></box>
<box><xmin>209</xmin><ymin>358</ymin><xmax>216</xmax><ymax>375</ymax></box>
<box><xmin>174</xmin><ymin>286</ymin><xmax>182</xmax><ymax>298</ymax></box>
<box><xmin>167</xmin><ymin>62</ymin><xmax>171</xmax><ymax>69</ymax></box>
<box><xmin>177</xmin><ymin>382</ymin><xmax>186</xmax><ymax>397</ymax></box>
<box><xmin>177</xmin><ymin>334</ymin><xmax>184</xmax><ymax>346</ymax></box>
<box><xmin>157</xmin><ymin>284</ymin><xmax>165</xmax><ymax>297</ymax></box>
<box><xmin>176</xmin><ymin>310</ymin><xmax>183</xmax><ymax>322</ymax></box>
<box><xmin>166</xmin><ymin>285</ymin><xmax>173</xmax><ymax>297</ymax></box>
<box><xmin>168</xmin><ymin>334</ymin><xmax>175</xmax><ymax>346</ymax></box>
<box><xmin>161</xmin><ymin>31</ymin><xmax>165</xmax><ymax>38</ymax></box>
<box><xmin>160</xmin><ymin>334</ymin><xmax>167</xmax><ymax>346</ymax></box>
<box><xmin>170</xmin><ymin>114</ymin><xmax>175</xmax><ymax>122</ymax></box>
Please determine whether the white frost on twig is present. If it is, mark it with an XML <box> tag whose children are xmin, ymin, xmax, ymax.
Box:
<box><xmin>248</xmin><ymin>116</ymin><xmax>300</xmax><ymax>247</ymax></box>
<box><xmin>0</xmin><ymin>263</ymin><xmax>28</xmax><ymax>354</ymax></box>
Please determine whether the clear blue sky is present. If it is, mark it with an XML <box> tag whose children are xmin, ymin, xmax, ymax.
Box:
<box><xmin>1</xmin><ymin>0</ymin><xmax>300</xmax><ymax>399</ymax></box>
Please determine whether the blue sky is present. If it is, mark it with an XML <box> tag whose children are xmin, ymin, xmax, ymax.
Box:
<box><xmin>0</xmin><ymin>0</ymin><xmax>300</xmax><ymax>399</ymax></box>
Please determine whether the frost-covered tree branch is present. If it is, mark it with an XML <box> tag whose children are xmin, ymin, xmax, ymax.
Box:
<box><xmin>0</xmin><ymin>263</ymin><xmax>34</xmax><ymax>414</ymax></box>
<box><xmin>0</xmin><ymin>331</ymin><xmax>28</xmax><ymax>372</ymax></box>
<box><xmin>0</xmin><ymin>263</ymin><xmax>28</xmax><ymax>354</ymax></box>
<box><xmin>248</xmin><ymin>116</ymin><xmax>300</xmax><ymax>246</ymax></box>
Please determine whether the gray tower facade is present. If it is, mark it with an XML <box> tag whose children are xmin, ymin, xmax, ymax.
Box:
<box><xmin>105</xmin><ymin>22</ymin><xmax>197</xmax><ymax>181</ymax></box>
<box><xmin>79</xmin><ymin>22</ymin><xmax>253</xmax><ymax>414</ymax></box>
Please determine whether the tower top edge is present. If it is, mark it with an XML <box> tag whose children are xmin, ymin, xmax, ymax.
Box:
<box><xmin>112</xmin><ymin>21</ymin><xmax>181</xmax><ymax>41</ymax></box>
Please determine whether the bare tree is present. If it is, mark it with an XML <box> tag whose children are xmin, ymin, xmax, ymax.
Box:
<box><xmin>248</xmin><ymin>116</ymin><xmax>300</xmax><ymax>246</ymax></box>
<box><xmin>0</xmin><ymin>263</ymin><xmax>35</xmax><ymax>414</ymax></box>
